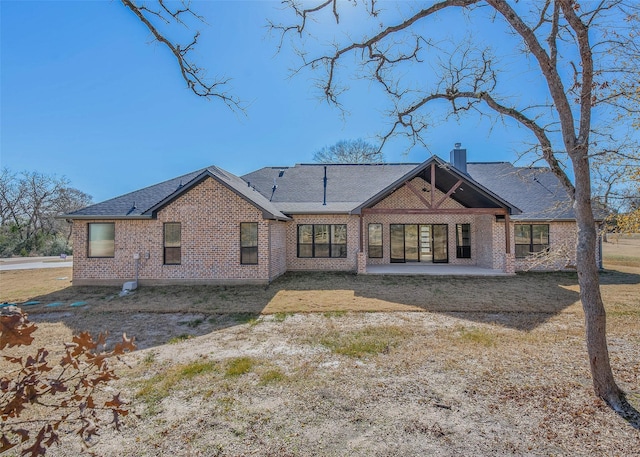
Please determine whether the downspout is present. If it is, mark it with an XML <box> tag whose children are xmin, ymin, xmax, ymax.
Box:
<box><xmin>65</xmin><ymin>219</ymin><xmax>74</xmax><ymax>278</ymax></box>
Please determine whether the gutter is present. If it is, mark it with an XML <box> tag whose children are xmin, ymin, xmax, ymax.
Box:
<box><xmin>56</xmin><ymin>215</ymin><xmax>154</xmax><ymax>220</ymax></box>
<box><xmin>509</xmin><ymin>217</ymin><xmax>581</xmax><ymax>223</ymax></box>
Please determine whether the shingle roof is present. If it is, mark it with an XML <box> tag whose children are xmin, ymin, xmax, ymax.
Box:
<box><xmin>242</xmin><ymin>163</ymin><xmax>417</xmax><ymax>213</ymax></box>
<box><xmin>66</xmin><ymin>159</ymin><xmax>576</xmax><ymax>222</ymax></box>
<box><xmin>244</xmin><ymin>159</ymin><xmax>576</xmax><ymax>220</ymax></box>
<box><xmin>65</xmin><ymin>166</ymin><xmax>289</xmax><ymax>221</ymax></box>
<box><xmin>466</xmin><ymin>162</ymin><xmax>575</xmax><ymax>220</ymax></box>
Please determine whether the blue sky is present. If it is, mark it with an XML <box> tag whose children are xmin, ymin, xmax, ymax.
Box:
<box><xmin>2</xmin><ymin>0</ymin><xmax>539</xmax><ymax>203</ymax></box>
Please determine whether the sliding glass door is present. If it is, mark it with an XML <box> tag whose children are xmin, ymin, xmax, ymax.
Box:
<box><xmin>390</xmin><ymin>224</ymin><xmax>448</xmax><ymax>263</ymax></box>
<box><xmin>432</xmin><ymin>224</ymin><xmax>449</xmax><ymax>263</ymax></box>
<box><xmin>390</xmin><ymin>224</ymin><xmax>405</xmax><ymax>263</ymax></box>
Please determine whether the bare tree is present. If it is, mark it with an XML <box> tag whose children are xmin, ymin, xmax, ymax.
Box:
<box><xmin>0</xmin><ymin>169</ymin><xmax>92</xmax><ymax>256</ymax></box>
<box><xmin>274</xmin><ymin>0</ymin><xmax>640</xmax><ymax>423</ymax></box>
<box><xmin>592</xmin><ymin>149</ymin><xmax>640</xmax><ymax>213</ymax></box>
<box><xmin>314</xmin><ymin>139</ymin><xmax>384</xmax><ymax>163</ymax></box>
<box><xmin>120</xmin><ymin>0</ymin><xmax>243</xmax><ymax>112</ymax></box>
<box><xmin>590</xmin><ymin>144</ymin><xmax>640</xmax><ymax>240</ymax></box>
<box><xmin>615</xmin><ymin>168</ymin><xmax>640</xmax><ymax>233</ymax></box>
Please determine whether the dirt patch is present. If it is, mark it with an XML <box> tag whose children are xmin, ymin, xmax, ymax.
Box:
<box><xmin>3</xmin><ymin>265</ymin><xmax>638</xmax><ymax>351</ymax></box>
<box><xmin>37</xmin><ymin>310</ymin><xmax>639</xmax><ymax>456</ymax></box>
<box><xmin>2</xmin><ymin>241</ymin><xmax>639</xmax><ymax>455</ymax></box>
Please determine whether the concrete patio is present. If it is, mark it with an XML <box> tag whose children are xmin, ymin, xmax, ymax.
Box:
<box><xmin>363</xmin><ymin>264</ymin><xmax>510</xmax><ymax>276</ymax></box>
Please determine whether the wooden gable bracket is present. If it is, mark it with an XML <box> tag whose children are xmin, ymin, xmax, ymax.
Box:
<box><xmin>434</xmin><ymin>179</ymin><xmax>463</xmax><ymax>209</ymax></box>
<box><xmin>404</xmin><ymin>179</ymin><xmax>432</xmax><ymax>209</ymax></box>
<box><xmin>414</xmin><ymin>162</ymin><xmax>463</xmax><ymax>209</ymax></box>
<box><xmin>431</xmin><ymin>162</ymin><xmax>436</xmax><ymax>207</ymax></box>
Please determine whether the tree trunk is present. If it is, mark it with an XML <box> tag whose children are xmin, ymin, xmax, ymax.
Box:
<box><xmin>572</xmin><ymin>151</ymin><xmax>624</xmax><ymax>409</ymax></box>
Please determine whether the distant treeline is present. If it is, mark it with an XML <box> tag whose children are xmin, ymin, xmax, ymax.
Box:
<box><xmin>0</xmin><ymin>168</ymin><xmax>92</xmax><ymax>257</ymax></box>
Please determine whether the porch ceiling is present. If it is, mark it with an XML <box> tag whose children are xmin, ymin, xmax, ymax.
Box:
<box><xmin>418</xmin><ymin>165</ymin><xmax>504</xmax><ymax>210</ymax></box>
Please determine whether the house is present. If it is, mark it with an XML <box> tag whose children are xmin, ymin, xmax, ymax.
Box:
<box><xmin>63</xmin><ymin>146</ymin><xmax>599</xmax><ymax>286</ymax></box>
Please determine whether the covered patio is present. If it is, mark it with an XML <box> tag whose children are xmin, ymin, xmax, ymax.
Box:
<box><xmin>363</xmin><ymin>263</ymin><xmax>511</xmax><ymax>276</ymax></box>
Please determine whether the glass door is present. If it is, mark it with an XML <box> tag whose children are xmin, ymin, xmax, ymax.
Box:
<box><xmin>404</xmin><ymin>225</ymin><xmax>419</xmax><ymax>262</ymax></box>
<box><xmin>419</xmin><ymin>225</ymin><xmax>432</xmax><ymax>262</ymax></box>
<box><xmin>390</xmin><ymin>224</ymin><xmax>448</xmax><ymax>263</ymax></box>
<box><xmin>390</xmin><ymin>224</ymin><xmax>405</xmax><ymax>263</ymax></box>
<box><xmin>432</xmin><ymin>224</ymin><xmax>449</xmax><ymax>263</ymax></box>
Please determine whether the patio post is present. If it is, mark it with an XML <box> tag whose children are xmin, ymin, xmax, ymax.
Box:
<box><xmin>504</xmin><ymin>213</ymin><xmax>515</xmax><ymax>274</ymax></box>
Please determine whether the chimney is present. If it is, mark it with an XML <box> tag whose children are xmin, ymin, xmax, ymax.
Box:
<box><xmin>450</xmin><ymin>142</ymin><xmax>467</xmax><ymax>174</ymax></box>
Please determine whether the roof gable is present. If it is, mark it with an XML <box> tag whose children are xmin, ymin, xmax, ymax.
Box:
<box><xmin>146</xmin><ymin>167</ymin><xmax>289</xmax><ymax>221</ymax></box>
<box><xmin>65</xmin><ymin>166</ymin><xmax>289</xmax><ymax>221</ymax></box>
<box><xmin>354</xmin><ymin>156</ymin><xmax>521</xmax><ymax>214</ymax></box>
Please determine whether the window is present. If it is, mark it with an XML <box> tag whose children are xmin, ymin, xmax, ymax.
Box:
<box><xmin>515</xmin><ymin>224</ymin><xmax>549</xmax><ymax>258</ymax></box>
<box><xmin>368</xmin><ymin>223</ymin><xmax>383</xmax><ymax>258</ymax></box>
<box><xmin>164</xmin><ymin>222</ymin><xmax>181</xmax><ymax>265</ymax></box>
<box><xmin>88</xmin><ymin>223</ymin><xmax>115</xmax><ymax>258</ymax></box>
<box><xmin>331</xmin><ymin>224</ymin><xmax>347</xmax><ymax>258</ymax></box>
<box><xmin>456</xmin><ymin>224</ymin><xmax>471</xmax><ymax>259</ymax></box>
<box><xmin>240</xmin><ymin>222</ymin><xmax>258</xmax><ymax>265</ymax></box>
<box><xmin>297</xmin><ymin>224</ymin><xmax>347</xmax><ymax>258</ymax></box>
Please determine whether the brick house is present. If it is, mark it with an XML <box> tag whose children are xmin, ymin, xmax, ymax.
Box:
<box><xmin>64</xmin><ymin>147</ymin><xmax>599</xmax><ymax>286</ymax></box>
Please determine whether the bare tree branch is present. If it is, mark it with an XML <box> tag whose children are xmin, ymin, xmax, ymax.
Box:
<box><xmin>121</xmin><ymin>0</ymin><xmax>244</xmax><ymax>112</ymax></box>
<box><xmin>275</xmin><ymin>0</ymin><xmax>640</xmax><ymax>423</ymax></box>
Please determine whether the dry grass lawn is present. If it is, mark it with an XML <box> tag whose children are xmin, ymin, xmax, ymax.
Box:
<box><xmin>1</xmin><ymin>236</ymin><xmax>639</xmax><ymax>456</ymax></box>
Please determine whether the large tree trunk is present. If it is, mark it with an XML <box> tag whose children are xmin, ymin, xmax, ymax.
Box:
<box><xmin>572</xmin><ymin>151</ymin><xmax>624</xmax><ymax>409</ymax></box>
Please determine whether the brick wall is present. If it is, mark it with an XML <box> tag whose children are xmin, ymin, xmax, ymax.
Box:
<box><xmin>513</xmin><ymin>221</ymin><xmax>582</xmax><ymax>271</ymax></box>
<box><xmin>475</xmin><ymin>215</ymin><xmax>495</xmax><ymax>269</ymax></box>
<box><xmin>72</xmin><ymin>177</ymin><xmax>274</xmax><ymax>285</ymax></box>
<box><xmin>372</xmin><ymin>177</ymin><xmax>465</xmax><ymax>210</ymax></box>
<box><xmin>72</xmin><ymin>174</ymin><xmax>586</xmax><ymax>284</ymax></box>
<box><xmin>268</xmin><ymin>220</ymin><xmax>287</xmax><ymax>281</ymax></box>
<box><xmin>491</xmin><ymin>218</ymin><xmax>508</xmax><ymax>271</ymax></box>
<box><xmin>362</xmin><ymin>177</ymin><xmax>489</xmax><ymax>266</ymax></box>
